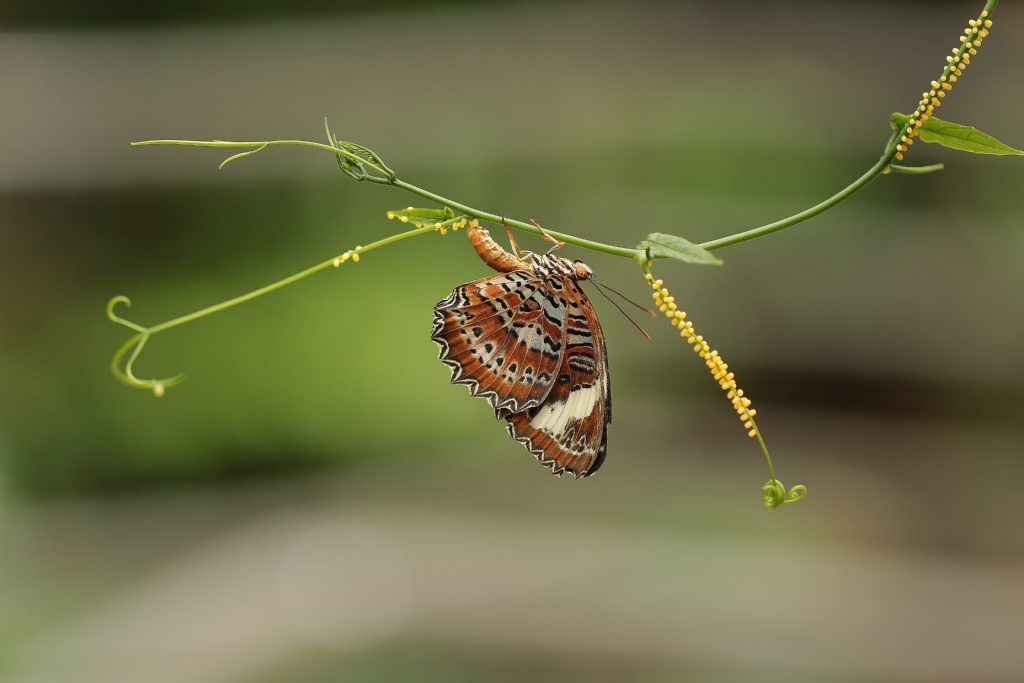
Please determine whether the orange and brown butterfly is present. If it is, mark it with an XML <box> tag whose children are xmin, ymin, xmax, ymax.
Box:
<box><xmin>432</xmin><ymin>220</ymin><xmax>611</xmax><ymax>477</ymax></box>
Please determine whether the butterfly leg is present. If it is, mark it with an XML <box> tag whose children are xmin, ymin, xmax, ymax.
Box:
<box><xmin>502</xmin><ymin>216</ymin><xmax>524</xmax><ymax>258</ymax></box>
<box><xmin>531</xmin><ymin>219</ymin><xmax>565</xmax><ymax>255</ymax></box>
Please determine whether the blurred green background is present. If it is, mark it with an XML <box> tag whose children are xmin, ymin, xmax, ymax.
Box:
<box><xmin>2</xmin><ymin>1</ymin><xmax>1023</xmax><ymax>682</ymax></box>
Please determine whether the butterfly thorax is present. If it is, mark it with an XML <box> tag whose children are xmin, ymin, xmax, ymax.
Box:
<box><xmin>530</xmin><ymin>253</ymin><xmax>594</xmax><ymax>282</ymax></box>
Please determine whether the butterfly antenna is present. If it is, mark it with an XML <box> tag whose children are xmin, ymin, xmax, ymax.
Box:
<box><xmin>590</xmin><ymin>277</ymin><xmax>658</xmax><ymax>317</ymax></box>
<box><xmin>589</xmin><ymin>280</ymin><xmax>652</xmax><ymax>341</ymax></box>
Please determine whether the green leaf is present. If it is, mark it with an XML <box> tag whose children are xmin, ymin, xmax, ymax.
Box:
<box><xmin>637</xmin><ymin>233</ymin><xmax>722</xmax><ymax>265</ymax></box>
<box><xmin>386</xmin><ymin>207</ymin><xmax>452</xmax><ymax>227</ymax></box>
<box><xmin>891</xmin><ymin>113</ymin><xmax>1023</xmax><ymax>156</ymax></box>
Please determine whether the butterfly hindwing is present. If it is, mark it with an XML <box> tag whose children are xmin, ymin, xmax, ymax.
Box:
<box><xmin>505</xmin><ymin>276</ymin><xmax>610</xmax><ymax>477</ymax></box>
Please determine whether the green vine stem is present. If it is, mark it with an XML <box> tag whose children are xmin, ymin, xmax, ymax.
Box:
<box><xmin>697</xmin><ymin>131</ymin><xmax>900</xmax><ymax>251</ymax></box>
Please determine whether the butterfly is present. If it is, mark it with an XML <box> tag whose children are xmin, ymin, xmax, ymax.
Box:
<box><xmin>431</xmin><ymin>221</ymin><xmax>610</xmax><ymax>477</ymax></box>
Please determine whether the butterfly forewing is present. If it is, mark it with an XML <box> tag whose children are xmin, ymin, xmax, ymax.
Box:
<box><xmin>433</xmin><ymin>270</ymin><xmax>564</xmax><ymax>415</ymax></box>
<box><xmin>505</xmin><ymin>277</ymin><xmax>610</xmax><ymax>477</ymax></box>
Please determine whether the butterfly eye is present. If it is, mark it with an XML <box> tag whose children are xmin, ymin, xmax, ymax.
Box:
<box><xmin>573</xmin><ymin>260</ymin><xmax>593</xmax><ymax>280</ymax></box>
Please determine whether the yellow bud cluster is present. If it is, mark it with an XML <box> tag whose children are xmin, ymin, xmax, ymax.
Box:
<box><xmin>645</xmin><ymin>273</ymin><xmax>759</xmax><ymax>438</ymax></box>
<box><xmin>435</xmin><ymin>217</ymin><xmax>469</xmax><ymax>236</ymax></box>
<box><xmin>333</xmin><ymin>246</ymin><xmax>362</xmax><ymax>266</ymax></box>
<box><xmin>898</xmin><ymin>9</ymin><xmax>993</xmax><ymax>161</ymax></box>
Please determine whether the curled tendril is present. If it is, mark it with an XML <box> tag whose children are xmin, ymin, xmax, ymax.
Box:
<box><xmin>107</xmin><ymin>296</ymin><xmax>185</xmax><ymax>396</ymax></box>
<box><xmin>218</xmin><ymin>143</ymin><xmax>267</xmax><ymax>169</ymax></box>
<box><xmin>762</xmin><ymin>479</ymin><xmax>808</xmax><ymax>510</ymax></box>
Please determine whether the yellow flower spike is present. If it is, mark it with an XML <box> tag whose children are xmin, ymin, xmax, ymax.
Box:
<box><xmin>644</xmin><ymin>270</ymin><xmax>804</xmax><ymax>509</ymax></box>
<box><xmin>896</xmin><ymin>6</ymin><xmax>995</xmax><ymax>165</ymax></box>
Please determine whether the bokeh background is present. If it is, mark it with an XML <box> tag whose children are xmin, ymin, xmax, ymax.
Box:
<box><xmin>2</xmin><ymin>1</ymin><xmax>1024</xmax><ymax>681</ymax></box>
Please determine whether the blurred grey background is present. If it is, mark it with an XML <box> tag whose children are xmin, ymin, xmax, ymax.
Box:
<box><xmin>1</xmin><ymin>1</ymin><xmax>1023</xmax><ymax>682</ymax></box>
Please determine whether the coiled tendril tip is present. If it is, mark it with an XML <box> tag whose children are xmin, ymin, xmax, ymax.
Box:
<box><xmin>762</xmin><ymin>480</ymin><xmax>808</xmax><ymax>510</ymax></box>
<box><xmin>107</xmin><ymin>296</ymin><xmax>185</xmax><ymax>395</ymax></box>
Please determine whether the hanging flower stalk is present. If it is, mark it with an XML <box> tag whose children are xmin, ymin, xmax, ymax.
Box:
<box><xmin>643</xmin><ymin>271</ymin><xmax>806</xmax><ymax>509</ymax></box>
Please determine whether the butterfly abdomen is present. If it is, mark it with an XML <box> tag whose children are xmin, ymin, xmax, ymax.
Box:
<box><xmin>467</xmin><ymin>222</ymin><xmax>524</xmax><ymax>273</ymax></box>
